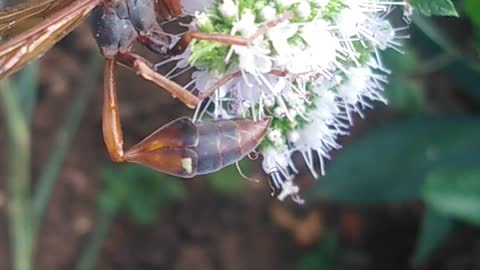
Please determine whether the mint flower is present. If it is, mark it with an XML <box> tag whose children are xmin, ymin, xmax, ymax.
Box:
<box><xmin>166</xmin><ymin>0</ymin><xmax>411</xmax><ymax>203</ymax></box>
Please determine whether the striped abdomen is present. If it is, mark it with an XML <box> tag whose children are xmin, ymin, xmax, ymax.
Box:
<box><xmin>194</xmin><ymin>118</ymin><xmax>270</xmax><ymax>175</ymax></box>
<box><xmin>124</xmin><ymin>117</ymin><xmax>271</xmax><ymax>178</ymax></box>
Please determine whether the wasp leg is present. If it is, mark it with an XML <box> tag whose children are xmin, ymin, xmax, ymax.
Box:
<box><xmin>137</xmin><ymin>23</ymin><xmax>171</xmax><ymax>55</ymax></box>
<box><xmin>103</xmin><ymin>58</ymin><xmax>126</xmax><ymax>162</ymax></box>
<box><xmin>102</xmin><ymin>58</ymin><xmax>199</xmax><ymax>177</ymax></box>
<box><xmin>170</xmin><ymin>11</ymin><xmax>294</xmax><ymax>55</ymax></box>
<box><xmin>197</xmin><ymin>69</ymin><xmax>287</xmax><ymax>101</ymax></box>
<box><xmin>115</xmin><ymin>51</ymin><xmax>200</xmax><ymax>108</ymax></box>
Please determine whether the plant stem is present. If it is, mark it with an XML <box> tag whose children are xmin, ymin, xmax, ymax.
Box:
<box><xmin>75</xmin><ymin>208</ymin><xmax>117</xmax><ymax>270</ymax></box>
<box><xmin>31</xmin><ymin>54</ymin><xmax>103</xmax><ymax>237</ymax></box>
<box><xmin>0</xmin><ymin>79</ymin><xmax>33</xmax><ymax>270</ymax></box>
<box><xmin>415</xmin><ymin>53</ymin><xmax>457</xmax><ymax>75</ymax></box>
<box><xmin>16</xmin><ymin>63</ymin><xmax>39</xmax><ymax>121</ymax></box>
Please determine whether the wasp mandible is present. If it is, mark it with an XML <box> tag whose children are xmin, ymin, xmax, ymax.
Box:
<box><xmin>0</xmin><ymin>0</ymin><xmax>294</xmax><ymax>177</ymax></box>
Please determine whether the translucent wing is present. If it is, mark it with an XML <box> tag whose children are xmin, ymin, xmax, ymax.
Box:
<box><xmin>0</xmin><ymin>0</ymin><xmax>100</xmax><ymax>80</ymax></box>
<box><xmin>0</xmin><ymin>0</ymin><xmax>76</xmax><ymax>36</ymax></box>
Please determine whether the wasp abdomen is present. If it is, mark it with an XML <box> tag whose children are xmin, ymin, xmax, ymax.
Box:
<box><xmin>195</xmin><ymin>118</ymin><xmax>271</xmax><ymax>175</ymax></box>
<box><xmin>124</xmin><ymin>117</ymin><xmax>271</xmax><ymax>178</ymax></box>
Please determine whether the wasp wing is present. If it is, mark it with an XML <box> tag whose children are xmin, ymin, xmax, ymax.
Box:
<box><xmin>0</xmin><ymin>0</ymin><xmax>99</xmax><ymax>80</ymax></box>
<box><xmin>0</xmin><ymin>0</ymin><xmax>77</xmax><ymax>37</ymax></box>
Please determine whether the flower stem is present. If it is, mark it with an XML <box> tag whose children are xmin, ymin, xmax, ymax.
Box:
<box><xmin>0</xmin><ymin>79</ymin><xmax>33</xmax><ymax>270</ymax></box>
<box><xmin>31</xmin><ymin>54</ymin><xmax>103</xmax><ymax>238</ymax></box>
<box><xmin>75</xmin><ymin>207</ymin><xmax>117</xmax><ymax>270</ymax></box>
<box><xmin>415</xmin><ymin>53</ymin><xmax>457</xmax><ymax>75</ymax></box>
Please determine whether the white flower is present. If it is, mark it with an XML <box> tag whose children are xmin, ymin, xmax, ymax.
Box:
<box><xmin>312</xmin><ymin>0</ymin><xmax>328</xmax><ymax>8</ymax></box>
<box><xmin>336</xmin><ymin>8</ymin><xmax>366</xmax><ymax>37</ymax></box>
<box><xmin>264</xmin><ymin>95</ymin><xmax>276</xmax><ymax>107</ymax></box>
<box><xmin>219</xmin><ymin>0</ymin><xmax>237</xmax><ymax>18</ymax></box>
<box><xmin>311</xmin><ymin>89</ymin><xmax>341</xmax><ymax>121</ymax></box>
<box><xmin>267</xmin><ymin>22</ymin><xmax>298</xmax><ymax>58</ymax></box>
<box><xmin>298</xmin><ymin>119</ymin><xmax>338</xmax><ymax>150</ymax></box>
<box><xmin>338</xmin><ymin>67</ymin><xmax>372</xmax><ymax>104</ymax></box>
<box><xmin>260</xmin><ymin>5</ymin><xmax>277</xmax><ymax>21</ymax></box>
<box><xmin>195</xmin><ymin>12</ymin><xmax>210</xmax><ymax>28</ymax></box>
<box><xmin>177</xmin><ymin>0</ymin><xmax>410</xmax><ymax>203</ymax></box>
<box><xmin>235</xmin><ymin>46</ymin><xmax>272</xmax><ymax>74</ymax></box>
<box><xmin>233</xmin><ymin>10</ymin><xmax>257</xmax><ymax>37</ymax></box>
<box><xmin>191</xmin><ymin>70</ymin><xmax>216</xmax><ymax>93</ymax></box>
<box><xmin>296</xmin><ymin>1</ymin><xmax>311</xmax><ymax>18</ymax></box>
<box><xmin>277</xmin><ymin>0</ymin><xmax>300</xmax><ymax>7</ymax></box>
<box><xmin>233</xmin><ymin>74</ymin><xmax>265</xmax><ymax>103</ymax></box>
<box><xmin>277</xmin><ymin>180</ymin><xmax>301</xmax><ymax>201</ymax></box>
<box><xmin>287</xmin><ymin>131</ymin><xmax>300</xmax><ymax>143</ymax></box>
<box><xmin>267</xmin><ymin>129</ymin><xmax>283</xmax><ymax>144</ymax></box>
<box><xmin>262</xmin><ymin>147</ymin><xmax>290</xmax><ymax>174</ymax></box>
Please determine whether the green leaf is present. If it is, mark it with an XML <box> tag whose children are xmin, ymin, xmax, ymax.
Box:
<box><xmin>412</xmin><ymin>208</ymin><xmax>455</xmax><ymax>266</ymax></box>
<box><xmin>410</xmin><ymin>0</ymin><xmax>459</xmax><ymax>17</ymax></box>
<box><xmin>306</xmin><ymin>117</ymin><xmax>480</xmax><ymax>204</ymax></box>
<box><xmin>463</xmin><ymin>0</ymin><xmax>480</xmax><ymax>57</ymax></box>
<box><xmin>423</xmin><ymin>168</ymin><xmax>480</xmax><ymax>225</ymax></box>
<box><xmin>465</xmin><ymin>0</ymin><xmax>480</xmax><ymax>28</ymax></box>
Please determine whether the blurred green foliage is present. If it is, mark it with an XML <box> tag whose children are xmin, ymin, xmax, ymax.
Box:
<box><xmin>75</xmin><ymin>165</ymin><xmax>186</xmax><ymax>270</ymax></box>
<box><xmin>465</xmin><ymin>0</ymin><xmax>480</xmax><ymax>55</ymax></box>
<box><xmin>100</xmin><ymin>164</ymin><xmax>186</xmax><ymax>224</ymax></box>
<box><xmin>465</xmin><ymin>0</ymin><xmax>480</xmax><ymax>28</ymax></box>
<box><xmin>306</xmin><ymin>117</ymin><xmax>480</xmax><ymax>204</ymax></box>
<box><xmin>205</xmin><ymin>160</ymin><xmax>251</xmax><ymax>195</ymax></box>
<box><xmin>302</xmin><ymin>0</ymin><xmax>480</xmax><ymax>266</ymax></box>
<box><xmin>297</xmin><ymin>234</ymin><xmax>338</xmax><ymax>270</ymax></box>
<box><xmin>382</xmin><ymin>49</ymin><xmax>426</xmax><ymax>112</ymax></box>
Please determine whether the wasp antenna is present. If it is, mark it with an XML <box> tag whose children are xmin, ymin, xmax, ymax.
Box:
<box><xmin>235</xmin><ymin>162</ymin><xmax>260</xmax><ymax>183</ymax></box>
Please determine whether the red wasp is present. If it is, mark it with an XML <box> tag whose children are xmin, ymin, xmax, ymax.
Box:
<box><xmin>0</xmin><ymin>0</ymin><xmax>295</xmax><ymax>177</ymax></box>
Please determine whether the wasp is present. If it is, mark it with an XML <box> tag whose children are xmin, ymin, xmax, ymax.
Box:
<box><xmin>0</xmin><ymin>0</ymin><xmax>296</xmax><ymax>177</ymax></box>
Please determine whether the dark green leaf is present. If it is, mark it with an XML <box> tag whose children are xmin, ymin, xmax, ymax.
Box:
<box><xmin>412</xmin><ymin>208</ymin><xmax>455</xmax><ymax>266</ymax></box>
<box><xmin>306</xmin><ymin>117</ymin><xmax>480</xmax><ymax>204</ymax></box>
<box><xmin>423</xmin><ymin>168</ymin><xmax>480</xmax><ymax>225</ymax></box>
<box><xmin>410</xmin><ymin>0</ymin><xmax>459</xmax><ymax>17</ymax></box>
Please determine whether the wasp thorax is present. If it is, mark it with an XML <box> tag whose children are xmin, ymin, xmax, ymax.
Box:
<box><xmin>90</xmin><ymin>0</ymin><xmax>156</xmax><ymax>58</ymax></box>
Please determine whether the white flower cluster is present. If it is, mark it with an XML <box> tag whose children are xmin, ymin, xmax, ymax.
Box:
<box><xmin>164</xmin><ymin>0</ymin><xmax>411</xmax><ymax>203</ymax></box>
